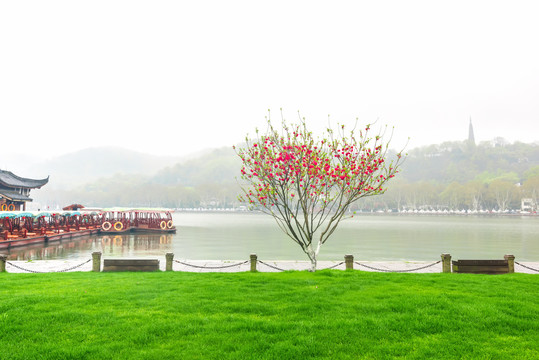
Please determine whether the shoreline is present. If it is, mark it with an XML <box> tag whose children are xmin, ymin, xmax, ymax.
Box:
<box><xmin>172</xmin><ymin>209</ymin><xmax>539</xmax><ymax>217</ymax></box>
<box><xmin>4</xmin><ymin>259</ymin><xmax>539</xmax><ymax>274</ymax></box>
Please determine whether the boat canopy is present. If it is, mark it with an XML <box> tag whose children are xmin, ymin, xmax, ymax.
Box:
<box><xmin>0</xmin><ymin>210</ymin><xmax>100</xmax><ymax>219</ymax></box>
<box><xmin>0</xmin><ymin>208</ymin><xmax>170</xmax><ymax>219</ymax></box>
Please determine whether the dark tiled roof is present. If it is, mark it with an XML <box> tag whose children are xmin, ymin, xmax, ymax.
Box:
<box><xmin>0</xmin><ymin>190</ymin><xmax>32</xmax><ymax>201</ymax></box>
<box><xmin>0</xmin><ymin>170</ymin><xmax>49</xmax><ymax>188</ymax></box>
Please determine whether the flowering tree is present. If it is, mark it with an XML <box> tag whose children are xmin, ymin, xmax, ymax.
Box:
<box><xmin>235</xmin><ymin>112</ymin><xmax>405</xmax><ymax>271</ymax></box>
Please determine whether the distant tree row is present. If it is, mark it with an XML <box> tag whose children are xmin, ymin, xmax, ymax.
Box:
<box><xmin>356</xmin><ymin>174</ymin><xmax>539</xmax><ymax>212</ymax></box>
<box><xmin>36</xmin><ymin>170</ymin><xmax>539</xmax><ymax>213</ymax></box>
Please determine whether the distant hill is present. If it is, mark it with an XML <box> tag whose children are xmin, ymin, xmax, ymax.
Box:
<box><xmin>31</xmin><ymin>146</ymin><xmax>240</xmax><ymax>209</ymax></box>
<box><xmin>30</xmin><ymin>147</ymin><xmax>185</xmax><ymax>189</ymax></box>
<box><xmin>152</xmin><ymin>147</ymin><xmax>239</xmax><ymax>186</ymax></box>
<box><xmin>400</xmin><ymin>140</ymin><xmax>539</xmax><ymax>183</ymax></box>
<box><xmin>148</xmin><ymin>140</ymin><xmax>539</xmax><ymax>187</ymax></box>
<box><xmin>28</xmin><ymin>139</ymin><xmax>539</xmax><ymax>210</ymax></box>
<box><xmin>23</xmin><ymin>140</ymin><xmax>539</xmax><ymax>192</ymax></box>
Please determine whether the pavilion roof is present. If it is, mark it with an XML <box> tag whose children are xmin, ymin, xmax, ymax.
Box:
<box><xmin>63</xmin><ymin>204</ymin><xmax>85</xmax><ymax>211</ymax></box>
<box><xmin>0</xmin><ymin>189</ymin><xmax>32</xmax><ymax>202</ymax></box>
<box><xmin>0</xmin><ymin>170</ymin><xmax>49</xmax><ymax>189</ymax></box>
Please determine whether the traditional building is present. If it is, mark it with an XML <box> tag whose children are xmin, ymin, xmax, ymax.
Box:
<box><xmin>0</xmin><ymin>170</ymin><xmax>49</xmax><ymax>211</ymax></box>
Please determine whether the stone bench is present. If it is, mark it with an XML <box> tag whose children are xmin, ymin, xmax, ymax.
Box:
<box><xmin>103</xmin><ymin>259</ymin><xmax>160</xmax><ymax>272</ymax></box>
<box><xmin>452</xmin><ymin>259</ymin><xmax>512</xmax><ymax>274</ymax></box>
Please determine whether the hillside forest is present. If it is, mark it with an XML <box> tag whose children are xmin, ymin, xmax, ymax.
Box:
<box><xmin>31</xmin><ymin>139</ymin><xmax>539</xmax><ymax>212</ymax></box>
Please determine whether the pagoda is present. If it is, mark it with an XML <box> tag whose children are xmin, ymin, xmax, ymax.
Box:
<box><xmin>468</xmin><ymin>118</ymin><xmax>475</xmax><ymax>145</ymax></box>
<box><xmin>0</xmin><ymin>170</ymin><xmax>49</xmax><ymax>211</ymax></box>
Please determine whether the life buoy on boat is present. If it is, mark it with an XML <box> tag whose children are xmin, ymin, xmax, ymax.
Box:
<box><xmin>1</xmin><ymin>204</ymin><xmax>7</xmax><ymax>211</ymax></box>
<box><xmin>160</xmin><ymin>221</ymin><xmax>167</xmax><ymax>230</ymax></box>
<box><xmin>8</xmin><ymin>204</ymin><xmax>15</xmax><ymax>211</ymax></box>
<box><xmin>167</xmin><ymin>220</ymin><xmax>173</xmax><ymax>229</ymax></box>
<box><xmin>114</xmin><ymin>221</ymin><xmax>123</xmax><ymax>231</ymax></box>
<box><xmin>102</xmin><ymin>221</ymin><xmax>112</xmax><ymax>231</ymax></box>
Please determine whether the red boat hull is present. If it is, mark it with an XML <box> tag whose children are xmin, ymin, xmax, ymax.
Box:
<box><xmin>0</xmin><ymin>228</ymin><xmax>101</xmax><ymax>250</ymax></box>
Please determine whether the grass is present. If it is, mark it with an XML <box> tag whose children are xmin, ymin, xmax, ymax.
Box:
<box><xmin>0</xmin><ymin>271</ymin><xmax>538</xmax><ymax>359</ymax></box>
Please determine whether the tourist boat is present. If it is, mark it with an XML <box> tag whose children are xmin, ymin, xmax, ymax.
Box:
<box><xmin>0</xmin><ymin>206</ymin><xmax>175</xmax><ymax>250</ymax></box>
<box><xmin>99</xmin><ymin>208</ymin><xmax>176</xmax><ymax>234</ymax></box>
<box><xmin>0</xmin><ymin>210</ymin><xmax>102</xmax><ymax>250</ymax></box>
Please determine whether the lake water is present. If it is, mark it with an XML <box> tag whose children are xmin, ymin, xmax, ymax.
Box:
<box><xmin>5</xmin><ymin>213</ymin><xmax>539</xmax><ymax>262</ymax></box>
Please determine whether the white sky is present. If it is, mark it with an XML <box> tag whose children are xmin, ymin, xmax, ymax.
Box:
<box><xmin>1</xmin><ymin>0</ymin><xmax>538</xmax><ymax>159</ymax></box>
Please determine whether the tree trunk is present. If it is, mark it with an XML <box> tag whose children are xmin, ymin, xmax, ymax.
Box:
<box><xmin>306</xmin><ymin>243</ymin><xmax>320</xmax><ymax>272</ymax></box>
<box><xmin>309</xmin><ymin>257</ymin><xmax>317</xmax><ymax>272</ymax></box>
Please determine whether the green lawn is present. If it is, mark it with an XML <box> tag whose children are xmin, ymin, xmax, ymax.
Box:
<box><xmin>1</xmin><ymin>271</ymin><xmax>537</xmax><ymax>359</ymax></box>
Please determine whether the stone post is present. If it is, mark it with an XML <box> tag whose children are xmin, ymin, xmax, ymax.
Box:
<box><xmin>0</xmin><ymin>254</ymin><xmax>7</xmax><ymax>273</ymax></box>
<box><xmin>166</xmin><ymin>252</ymin><xmax>174</xmax><ymax>271</ymax></box>
<box><xmin>441</xmin><ymin>254</ymin><xmax>452</xmax><ymax>273</ymax></box>
<box><xmin>504</xmin><ymin>254</ymin><xmax>515</xmax><ymax>273</ymax></box>
<box><xmin>92</xmin><ymin>251</ymin><xmax>102</xmax><ymax>272</ymax></box>
<box><xmin>344</xmin><ymin>254</ymin><xmax>354</xmax><ymax>270</ymax></box>
<box><xmin>250</xmin><ymin>254</ymin><xmax>257</xmax><ymax>272</ymax></box>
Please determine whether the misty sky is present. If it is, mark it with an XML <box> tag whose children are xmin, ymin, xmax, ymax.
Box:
<box><xmin>1</xmin><ymin>1</ymin><xmax>538</xmax><ymax>159</ymax></box>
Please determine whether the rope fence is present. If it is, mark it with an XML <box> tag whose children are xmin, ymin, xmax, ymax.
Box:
<box><xmin>1</xmin><ymin>253</ymin><xmax>537</xmax><ymax>274</ymax></box>
<box><xmin>257</xmin><ymin>260</ymin><xmax>288</xmax><ymax>272</ymax></box>
<box><xmin>515</xmin><ymin>261</ymin><xmax>539</xmax><ymax>272</ymax></box>
<box><xmin>5</xmin><ymin>259</ymin><xmax>92</xmax><ymax>273</ymax></box>
<box><xmin>173</xmin><ymin>259</ymin><xmax>249</xmax><ymax>270</ymax></box>
<box><xmin>320</xmin><ymin>261</ymin><xmax>346</xmax><ymax>270</ymax></box>
<box><xmin>355</xmin><ymin>260</ymin><xmax>442</xmax><ymax>273</ymax></box>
